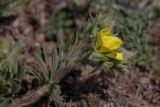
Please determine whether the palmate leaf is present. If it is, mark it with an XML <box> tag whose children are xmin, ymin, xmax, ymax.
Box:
<box><xmin>0</xmin><ymin>37</ymin><xmax>24</xmax><ymax>103</ymax></box>
<box><xmin>26</xmin><ymin>28</ymin><xmax>86</xmax><ymax>106</ymax></box>
<box><xmin>29</xmin><ymin>46</ymin><xmax>60</xmax><ymax>87</ymax></box>
<box><xmin>115</xmin><ymin>10</ymin><xmax>154</xmax><ymax>70</ymax></box>
<box><xmin>27</xmin><ymin>47</ymin><xmax>63</xmax><ymax>106</ymax></box>
<box><xmin>36</xmin><ymin>52</ymin><xmax>49</xmax><ymax>82</ymax></box>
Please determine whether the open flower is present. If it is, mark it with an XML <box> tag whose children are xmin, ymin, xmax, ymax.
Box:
<box><xmin>96</xmin><ymin>28</ymin><xmax>123</xmax><ymax>61</ymax></box>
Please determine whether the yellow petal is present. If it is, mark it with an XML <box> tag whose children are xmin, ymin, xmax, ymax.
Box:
<box><xmin>96</xmin><ymin>28</ymin><xmax>111</xmax><ymax>47</ymax></box>
<box><xmin>116</xmin><ymin>52</ymin><xmax>123</xmax><ymax>61</ymax></box>
<box><xmin>106</xmin><ymin>52</ymin><xmax>123</xmax><ymax>61</ymax></box>
<box><xmin>98</xmin><ymin>46</ymin><xmax>112</xmax><ymax>53</ymax></box>
<box><xmin>101</xmin><ymin>36</ymin><xmax>122</xmax><ymax>51</ymax></box>
<box><xmin>106</xmin><ymin>52</ymin><xmax>117</xmax><ymax>58</ymax></box>
<box><xmin>98</xmin><ymin>28</ymin><xmax>111</xmax><ymax>37</ymax></box>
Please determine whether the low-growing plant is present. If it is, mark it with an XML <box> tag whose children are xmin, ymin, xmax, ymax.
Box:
<box><xmin>114</xmin><ymin>10</ymin><xmax>155</xmax><ymax>70</ymax></box>
<box><xmin>0</xmin><ymin>37</ymin><xmax>24</xmax><ymax>105</ymax></box>
<box><xmin>0</xmin><ymin>0</ymin><xmax>156</xmax><ymax>107</ymax></box>
<box><xmin>0</xmin><ymin>12</ymin><xmax>132</xmax><ymax>106</ymax></box>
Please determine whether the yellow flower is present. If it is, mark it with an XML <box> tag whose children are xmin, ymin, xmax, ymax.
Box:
<box><xmin>98</xmin><ymin>36</ymin><xmax>122</xmax><ymax>53</ymax></box>
<box><xmin>106</xmin><ymin>52</ymin><xmax>123</xmax><ymax>61</ymax></box>
<box><xmin>96</xmin><ymin>28</ymin><xmax>111</xmax><ymax>47</ymax></box>
<box><xmin>96</xmin><ymin>28</ymin><xmax>123</xmax><ymax>61</ymax></box>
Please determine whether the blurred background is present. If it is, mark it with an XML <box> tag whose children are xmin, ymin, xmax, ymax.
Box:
<box><xmin>0</xmin><ymin>0</ymin><xmax>160</xmax><ymax>107</ymax></box>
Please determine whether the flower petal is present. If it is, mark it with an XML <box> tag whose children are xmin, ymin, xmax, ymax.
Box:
<box><xmin>116</xmin><ymin>52</ymin><xmax>123</xmax><ymax>61</ymax></box>
<box><xmin>101</xmin><ymin>36</ymin><xmax>122</xmax><ymax>51</ymax></box>
<box><xmin>106</xmin><ymin>52</ymin><xmax>123</xmax><ymax>61</ymax></box>
<box><xmin>98</xmin><ymin>28</ymin><xmax>111</xmax><ymax>37</ymax></box>
<box><xmin>96</xmin><ymin>28</ymin><xmax>111</xmax><ymax>47</ymax></box>
<box><xmin>98</xmin><ymin>46</ymin><xmax>112</xmax><ymax>53</ymax></box>
<box><xmin>106</xmin><ymin>52</ymin><xmax>117</xmax><ymax>58</ymax></box>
